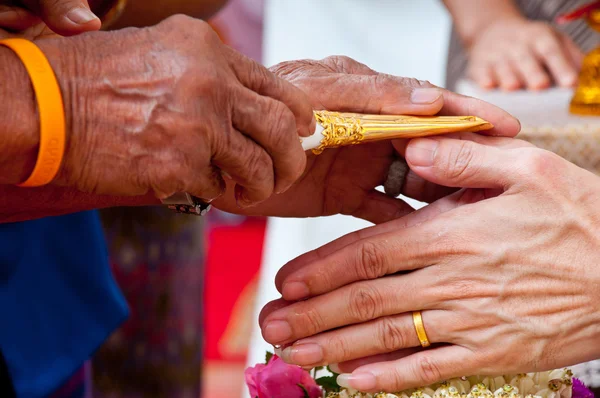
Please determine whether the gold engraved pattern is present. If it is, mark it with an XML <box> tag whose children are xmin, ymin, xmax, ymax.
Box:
<box><xmin>311</xmin><ymin>110</ymin><xmax>493</xmax><ymax>155</ymax></box>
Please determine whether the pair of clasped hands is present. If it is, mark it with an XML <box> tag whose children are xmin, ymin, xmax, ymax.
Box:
<box><xmin>5</xmin><ymin>1</ymin><xmax>600</xmax><ymax>393</ymax></box>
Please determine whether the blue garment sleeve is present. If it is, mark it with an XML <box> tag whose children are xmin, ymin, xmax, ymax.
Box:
<box><xmin>0</xmin><ymin>211</ymin><xmax>128</xmax><ymax>397</ymax></box>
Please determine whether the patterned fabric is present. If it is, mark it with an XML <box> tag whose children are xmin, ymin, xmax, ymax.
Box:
<box><xmin>92</xmin><ymin>207</ymin><xmax>205</xmax><ymax>397</ymax></box>
<box><xmin>446</xmin><ymin>0</ymin><xmax>600</xmax><ymax>90</ymax></box>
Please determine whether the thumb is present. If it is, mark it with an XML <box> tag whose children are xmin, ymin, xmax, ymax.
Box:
<box><xmin>405</xmin><ymin>137</ymin><xmax>528</xmax><ymax>189</ymax></box>
<box><xmin>21</xmin><ymin>0</ymin><xmax>100</xmax><ymax>36</ymax></box>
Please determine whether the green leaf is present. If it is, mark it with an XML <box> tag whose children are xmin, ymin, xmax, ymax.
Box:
<box><xmin>326</xmin><ymin>366</ymin><xmax>340</xmax><ymax>377</ymax></box>
<box><xmin>265</xmin><ymin>351</ymin><xmax>274</xmax><ymax>364</ymax></box>
<box><xmin>316</xmin><ymin>376</ymin><xmax>340</xmax><ymax>393</ymax></box>
<box><xmin>298</xmin><ymin>383</ymin><xmax>310</xmax><ymax>398</ymax></box>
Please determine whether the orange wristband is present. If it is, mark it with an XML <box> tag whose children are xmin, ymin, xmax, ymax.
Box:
<box><xmin>0</xmin><ymin>38</ymin><xmax>66</xmax><ymax>187</ymax></box>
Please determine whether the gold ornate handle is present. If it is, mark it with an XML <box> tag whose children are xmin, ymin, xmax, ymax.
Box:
<box><xmin>305</xmin><ymin>111</ymin><xmax>494</xmax><ymax>154</ymax></box>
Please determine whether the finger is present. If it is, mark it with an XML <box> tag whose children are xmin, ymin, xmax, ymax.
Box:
<box><xmin>533</xmin><ymin>34</ymin><xmax>578</xmax><ymax>88</ymax></box>
<box><xmin>303</xmin><ymin>73</ymin><xmax>446</xmax><ymax>116</ymax></box>
<box><xmin>339</xmin><ymin>345</ymin><xmax>476</xmax><ymax>392</ymax></box>
<box><xmin>280</xmin><ymin>311</ymin><xmax>448</xmax><ymax>368</ymax></box>
<box><xmin>184</xmin><ymin>165</ymin><xmax>227</xmax><ymax>203</ymax></box>
<box><xmin>0</xmin><ymin>5</ymin><xmax>40</xmax><ymax>30</ymax></box>
<box><xmin>226</xmin><ymin>47</ymin><xmax>315</xmax><ymax>137</ymax></box>
<box><xmin>232</xmin><ymin>87</ymin><xmax>306</xmax><ymax>195</ymax></box>
<box><xmin>211</xmin><ymin>125</ymin><xmax>275</xmax><ymax>207</ymax></box>
<box><xmin>560</xmin><ymin>34</ymin><xmax>584</xmax><ymax>71</ymax></box>
<box><xmin>511</xmin><ymin>49</ymin><xmax>550</xmax><ymax>90</ymax></box>
<box><xmin>405</xmin><ymin>137</ymin><xmax>536</xmax><ymax>190</ymax></box>
<box><xmin>151</xmin><ymin>162</ymin><xmax>226</xmax><ymax>203</ymax></box>
<box><xmin>395</xmin><ymin>134</ymin><xmax>533</xmax><ymax>203</ymax></box>
<box><xmin>262</xmin><ymin>271</ymin><xmax>435</xmax><ymax>346</ymax></box>
<box><xmin>467</xmin><ymin>61</ymin><xmax>496</xmax><ymax>89</ymax></box>
<box><xmin>20</xmin><ymin>0</ymin><xmax>100</xmax><ymax>36</ymax></box>
<box><xmin>493</xmin><ymin>60</ymin><xmax>521</xmax><ymax>91</ymax></box>
<box><xmin>334</xmin><ymin>348</ymin><xmax>420</xmax><ymax>374</ymax></box>
<box><xmin>349</xmin><ymin>189</ymin><xmax>415</xmax><ymax>225</ymax></box>
<box><xmin>275</xmin><ymin>189</ymin><xmax>473</xmax><ymax>301</ymax></box>
<box><xmin>258</xmin><ymin>298</ymin><xmax>292</xmax><ymax>327</ymax></box>
<box><xmin>436</xmin><ymin>91</ymin><xmax>521</xmax><ymax>138</ymax></box>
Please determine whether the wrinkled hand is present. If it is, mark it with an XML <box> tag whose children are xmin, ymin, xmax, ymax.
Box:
<box><xmin>468</xmin><ymin>18</ymin><xmax>583</xmax><ymax>90</ymax></box>
<box><xmin>0</xmin><ymin>0</ymin><xmax>100</xmax><ymax>36</ymax></box>
<box><xmin>213</xmin><ymin>56</ymin><xmax>521</xmax><ymax>223</ymax></box>
<box><xmin>28</xmin><ymin>15</ymin><xmax>314</xmax><ymax>206</ymax></box>
<box><xmin>260</xmin><ymin>134</ymin><xmax>600</xmax><ymax>392</ymax></box>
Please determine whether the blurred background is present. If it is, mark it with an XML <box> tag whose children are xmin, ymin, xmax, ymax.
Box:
<box><xmin>84</xmin><ymin>0</ymin><xmax>600</xmax><ymax>397</ymax></box>
<box><xmin>203</xmin><ymin>1</ymin><xmax>449</xmax><ymax>397</ymax></box>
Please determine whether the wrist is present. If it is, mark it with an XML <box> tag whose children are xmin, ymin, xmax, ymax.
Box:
<box><xmin>0</xmin><ymin>46</ymin><xmax>39</xmax><ymax>185</ymax></box>
<box><xmin>35</xmin><ymin>37</ymin><xmax>79</xmax><ymax>187</ymax></box>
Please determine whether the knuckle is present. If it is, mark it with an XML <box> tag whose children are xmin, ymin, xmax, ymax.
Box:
<box><xmin>321</xmin><ymin>55</ymin><xmax>366</xmax><ymax>73</ymax></box>
<box><xmin>413</xmin><ymin>355</ymin><xmax>443</xmax><ymax>385</ymax></box>
<box><xmin>242</xmin><ymin>145</ymin><xmax>272</xmax><ymax>182</ymax></box>
<box><xmin>326</xmin><ymin>335</ymin><xmax>352</xmax><ymax>362</ymax></box>
<box><xmin>397</xmin><ymin>76</ymin><xmax>433</xmax><ymax>89</ymax></box>
<box><xmin>249</xmin><ymin>62</ymin><xmax>275</xmax><ymax>91</ymax></box>
<box><xmin>518</xmin><ymin>148</ymin><xmax>558</xmax><ymax>180</ymax></box>
<box><xmin>162</xmin><ymin>14</ymin><xmax>193</xmax><ymax>28</ymax></box>
<box><xmin>356</xmin><ymin>241</ymin><xmax>388</xmax><ymax>280</ymax></box>
<box><xmin>268</xmin><ymin>102</ymin><xmax>297</xmax><ymax>146</ymax></box>
<box><xmin>378</xmin><ymin>317</ymin><xmax>407</xmax><ymax>352</ymax></box>
<box><xmin>348</xmin><ymin>284</ymin><xmax>383</xmax><ymax>322</ymax></box>
<box><xmin>387</xmin><ymin>368</ymin><xmax>405</xmax><ymax>391</ymax></box>
<box><xmin>295</xmin><ymin>307</ymin><xmax>325</xmax><ymax>336</ymax></box>
<box><xmin>443</xmin><ymin>141</ymin><xmax>477</xmax><ymax>181</ymax></box>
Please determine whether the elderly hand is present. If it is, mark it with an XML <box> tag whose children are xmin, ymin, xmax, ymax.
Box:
<box><xmin>468</xmin><ymin>18</ymin><xmax>583</xmax><ymax>90</ymax></box>
<box><xmin>259</xmin><ymin>134</ymin><xmax>600</xmax><ymax>392</ymax></box>
<box><xmin>11</xmin><ymin>15</ymin><xmax>314</xmax><ymax>207</ymax></box>
<box><xmin>213</xmin><ymin>56</ymin><xmax>521</xmax><ymax>223</ymax></box>
<box><xmin>0</xmin><ymin>0</ymin><xmax>100</xmax><ymax>35</ymax></box>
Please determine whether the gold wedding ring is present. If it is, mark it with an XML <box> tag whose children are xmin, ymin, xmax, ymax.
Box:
<box><xmin>412</xmin><ymin>311</ymin><xmax>431</xmax><ymax>348</ymax></box>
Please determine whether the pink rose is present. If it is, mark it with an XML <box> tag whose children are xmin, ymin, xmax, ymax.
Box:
<box><xmin>245</xmin><ymin>355</ymin><xmax>322</xmax><ymax>398</ymax></box>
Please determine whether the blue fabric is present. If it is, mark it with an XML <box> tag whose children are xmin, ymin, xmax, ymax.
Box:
<box><xmin>0</xmin><ymin>211</ymin><xmax>128</xmax><ymax>397</ymax></box>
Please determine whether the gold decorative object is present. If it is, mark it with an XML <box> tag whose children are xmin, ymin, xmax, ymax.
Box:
<box><xmin>304</xmin><ymin>111</ymin><xmax>493</xmax><ymax>155</ymax></box>
<box><xmin>558</xmin><ymin>2</ymin><xmax>600</xmax><ymax>115</ymax></box>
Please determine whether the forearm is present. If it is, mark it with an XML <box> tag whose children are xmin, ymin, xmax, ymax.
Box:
<box><xmin>442</xmin><ymin>0</ymin><xmax>524</xmax><ymax>46</ymax></box>
<box><xmin>0</xmin><ymin>185</ymin><xmax>157</xmax><ymax>223</ymax></box>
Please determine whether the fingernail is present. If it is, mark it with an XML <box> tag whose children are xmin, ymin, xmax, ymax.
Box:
<box><xmin>337</xmin><ymin>372</ymin><xmax>377</xmax><ymax>391</ymax></box>
<box><xmin>66</xmin><ymin>7</ymin><xmax>99</xmax><ymax>25</ymax></box>
<box><xmin>410</xmin><ymin>88</ymin><xmax>443</xmax><ymax>104</ymax></box>
<box><xmin>281</xmin><ymin>343</ymin><xmax>323</xmax><ymax>366</ymax></box>
<box><xmin>263</xmin><ymin>320</ymin><xmax>292</xmax><ymax>344</ymax></box>
<box><xmin>406</xmin><ymin>138</ymin><xmax>438</xmax><ymax>167</ymax></box>
<box><xmin>282</xmin><ymin>282</ymin><xmax>310</xmax><ymax>300</ymax></box>
<box><xmin>329</xmin><ymin>363</ymin><xmax>342</xmax><ymax>374</ymax></box>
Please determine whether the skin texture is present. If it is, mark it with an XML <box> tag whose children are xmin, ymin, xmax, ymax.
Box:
<box><xmin>444</xmin><ymin>0</ymin><xmax>584</xmax><ymax>90</ymax></box>
<box><xmin>212</xmin><ymin>57</ymin><xmax>521</xmax><ymax>224</ymax></box>
<box><xmin>1</xmin><ymin>14</ymin><xmax>316</xmax><ymax>207</ymax></box>
<box><xmin>0</xmin><ymin>47</ymin><xmax>520</xmax><ymax>223</ymax></box>
<box><xmin>259</xmin><ymin>133</ymin><xmax>600</xmax><ymax>392</ymax></box>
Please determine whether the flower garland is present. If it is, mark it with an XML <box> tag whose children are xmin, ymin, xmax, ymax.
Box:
<box><xmin>245</xmin><ymin>352</ymin><xmax>594</xmax><ymax>398</ymax></box>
